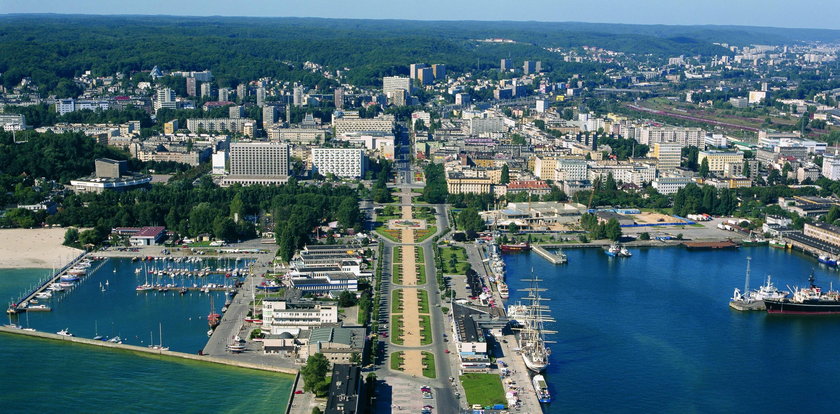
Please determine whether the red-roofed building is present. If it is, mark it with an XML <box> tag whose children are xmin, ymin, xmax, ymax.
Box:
<box><xmin>505</xmin><ymin>180</ymin><xmax>551</xmax><ymax>196</ymax></box>
<box><xmin>113</xmin><ymin>226</ymin><xmax>167</xmax><ymax>246</ymax></box>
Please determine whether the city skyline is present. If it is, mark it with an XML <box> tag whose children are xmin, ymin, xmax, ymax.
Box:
<box><xmin>2</xmin><ymin>0</ymin><xmax>840</xmax><ymax>30</ymax></box>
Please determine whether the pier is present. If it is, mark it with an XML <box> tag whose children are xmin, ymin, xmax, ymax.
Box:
<box><xmin>8</xmin><ymin>252</ymin><xmax>100</xmax><ymax>313</ymax></box>
<box><xmin>532</xmin><ymin>245</ymin><xmax>567</xmax><ymax>264</ymax></box>
<box><xmin>0</xmin><ymin>325</ymin><xmax>297</xmax><ymax>375</ymax></box>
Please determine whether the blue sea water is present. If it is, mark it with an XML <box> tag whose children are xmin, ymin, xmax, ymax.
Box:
<box><xmin>0</xmin><ymin>261</ymin><xmax>293</xmax><ymax>413</ymax></box>
<box><xmin>504</xmin><ymin>246</ymin><xmax>840</xmax><ymax>413</ymax></box>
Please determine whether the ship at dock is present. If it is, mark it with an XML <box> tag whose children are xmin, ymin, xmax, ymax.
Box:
<box><xmin>500</xmin><ymin>242</ymin><xmax>530</xmax><ymax>253</ymax></box>
<box><xmin>729</xmin><ymin>257</ymin><xmax>789</xmax><ymax>311</ymax></box>
<box><xmin>515</xmin><ymin>276</ymin><xmax>555</xmax><ymax>373</ymax></box>
<box><xmin>764</xmin><ymin>272</ymin><xmax>840</xmax><ymax>314</ymax></box>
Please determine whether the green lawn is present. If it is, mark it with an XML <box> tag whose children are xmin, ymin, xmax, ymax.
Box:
<box><xmin>392</xmin><ymin>262</ymin><xmax>403</xmax><ymax>284</ymax></box>
<box><xmin>393</xmin><ymin>246</ymin><xmax>402</xmax><ymax>263</ymax></box>
<box><xmin>417</xmin><ymin>289</ymin><xmax>429</xmax><ymax>314</ymax></box>
<box><xmin>374</xmin><ymin>227</ymin><xmax>401</xmax><ymax>242</ymax></box>
<box><xmin>422</xmin><ymin>351</ymin><xmax>436</xmax><ymax>378</ymax></box>
<box><xmin>416</xmin><ymin>264</ymin><xmax>427</xmax><ymax>285</ymax></box>
<box><xmin>391</xmin><ymin>315</ymin><xmax>404</xmax><ymax>345</ymax></box>
<box><xmin>419</xmin><ymin>315</ymin><xmax>432</xmax><ymax>345</ymax></box>
<box><xmin>415</xmin><ymin>226</ymin><xmax>437</xmax><ymax>243</ymax></box>
<box><xmin>440</xmin><ymin>246</ymin><xmax>470</xmax><ymax>274</ymax></box>
<box><xmin>390</xmin><ymin>351</ymin><xmax>405</xmax><ymax>371</ymax></box>
<box><xmin>460</xmin><ymin>373</ymin><xmax>507</xmax><ymax>407</ymax></box>
<box><xmin>415</xmin><ymin>247</ymin><xmax>425</xmax><ymax>263</ymax></box>
<box><xmin>391</xmin><ymin>289</ymin><xmax>404</xmax><ymax>313</ymax></box>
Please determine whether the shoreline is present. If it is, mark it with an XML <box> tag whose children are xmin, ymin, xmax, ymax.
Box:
<box><xmin>0</xmin><ymin>228</ymin><xmax>83</xmax><ymax>269</ymax></box>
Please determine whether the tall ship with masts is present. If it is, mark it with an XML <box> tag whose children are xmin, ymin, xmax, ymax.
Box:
<box><xmin>515</xmin><ymin>276</ymin><xmax>556</xmax><ymax>373</ymax></box>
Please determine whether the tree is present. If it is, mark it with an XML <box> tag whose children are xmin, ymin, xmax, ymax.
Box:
<box><xmin>414</xmin><ymin>118</ymin><xmax>426</xmax><ymax>131</ymax></box>
<box><xmin>500</xmin><ymin>164</ymin><xmax>510</xmax><ymax>185</ymax></box>
<box><xmin>229</xmin><ymin>193</ymin><xmax>245</xmax><ymax>222</ymax></box>
<box><xmin>336</xmin><ymin>197</ymin><xmax>361</xmax><ymax>230</ymax></box>
<box><xmin>63</xmin><ymin>227</ymin><xmax>79</xmax><ymax>246</ymax></box>
<box><xmin>457</xmin><ymin>208</ymin><xmax>485</xmax><ymax>238</ymax></box>
<box><xmin>78</xmin><ymin>229</ymin><xmax>101</xmax><ymax>246</ymax></box>
<box><xmin>826</xmin><ymin>206</ymin><xmax>840</xmax><ymax>224</ymax></box>
<box><xmin>301</xmin><ymin>353</ymin><xmax>330</xmax><ymax>394</ymax></box>
<box><xmin>213</xmin><ymin>216</ymin><xmax>238</xmax><ymax>241</ymax></box>
<box><xmin>639</xmin><ymin>232</ymin><xmax>650</xmax><ymax>241</ymax></box>
<box><xmin>699</xmin><ymin>157</ymin><xmax>710</xmax><ymax>178</ymax></box>
<box><xmin>742</xmin><ymin>160</ymin><xmax>751</xmax><ymax>178</ymax></box>
<box><xmin>508</xmin><ymin>222</ymin><xmax>519</xmax><ymax>234</ymax></box>
<box><xmin>349</xmin><ymin>352</ymin><xmax>361</xmax><ymax>365</ymax></box>
<box><xmin>605</xmin><ymin>218</ymin><xmax>622</xmax><ymax>241</ymax></box>
<box><xmin>337</xmin><ymin>290</ymin><xmax>357</xmax><ymax>307</ymax></box>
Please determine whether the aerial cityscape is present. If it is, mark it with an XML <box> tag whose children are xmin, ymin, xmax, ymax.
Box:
<box><xmin>3</xmin><ymin>2</ymin><xmax>840</xmax><ymax>413</ymax></box>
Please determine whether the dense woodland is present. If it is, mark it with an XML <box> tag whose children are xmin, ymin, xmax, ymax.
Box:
<box><xmin>0</xmin><ymin>15</ymin><xmax>755</xmax><ymax>95</ymax></box>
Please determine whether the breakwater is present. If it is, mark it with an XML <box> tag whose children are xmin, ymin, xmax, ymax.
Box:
<box><xmin>0</xmin><ymin>325</ymin><xmax>297</xmax><ymax>375</ymax></box>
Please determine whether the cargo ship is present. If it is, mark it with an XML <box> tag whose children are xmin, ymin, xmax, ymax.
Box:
<box><xmin>764</xmin><ymin>272</ymin><xmax>840</xmax><ymax>314</ymax></box>
<box><xmin>500</xmin><ymin>242</ymin><xmax>530</xmax><ymax>253</ymax></box>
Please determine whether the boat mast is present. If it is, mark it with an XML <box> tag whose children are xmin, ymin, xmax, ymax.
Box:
<box><xmin>744</xmin><ymin>256</ymin><xmax>751</xmax><ymax>295</ymax></box>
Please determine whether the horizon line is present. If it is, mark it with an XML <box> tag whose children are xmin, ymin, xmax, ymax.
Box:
<box><xmin>1</xmin><ymin>12</ymin><xmax>839</xmax><ymax>33</ymax></box>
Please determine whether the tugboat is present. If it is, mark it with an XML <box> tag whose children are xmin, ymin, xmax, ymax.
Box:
<box><xmin>764</xmin><ymin>272</ymin><xmax>840</xmax><ymax>314</ymax></box>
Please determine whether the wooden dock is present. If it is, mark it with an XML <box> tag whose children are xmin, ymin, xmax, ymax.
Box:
<box><xmin>532</xmin><ymin>245</ymin><xmax>568</xmax><ymax>264</ymax></box>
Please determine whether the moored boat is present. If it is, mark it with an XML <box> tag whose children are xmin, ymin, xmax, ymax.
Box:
<box><xmin>764</xmin><ymin>272</ymin><xmax>840</xmax><ymax>314</ymax></box>
<box><xmin>56</xmin><ymin>328</ymin><xmax>73</xmax><ymax>337</ymax></box>
<box><xmin>769</xmin><ymin>239</ymin><xmax>788</xmax><ymax>249</ymax></box>
<box><xmin>532</xmin><ymin>374</ymin><xmax>552</xmax><ymax>403</ymax></box>
<box><xmin>500</xmin><ymin>242</ymin><xmax>530</xmax><ymax>253</ymax></box>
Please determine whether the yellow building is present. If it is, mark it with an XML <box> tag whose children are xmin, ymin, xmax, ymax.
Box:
<box><xmin>698</xmin><ymin>151</ymin><xmax>744</xmax><ymax>174</ymax></box>
<box><xmin>651</xmin><ymin>143</ymin><xmax>682</xmax><ymax>170</ymax></box>
<box><xmin>533</xmin><ymin>156</ymin><xmax>558</xmax><ymax>181</ymax></box>
<box><xmin>728</xmin><ymin>177</ymin><xmax>752</xmax><ymax>189</ymax></box>
<box><xmin>164</xmin><ymin>119</ymin><xmax>179</xmax><ymax>135</ymax></box>
<box><xmin>446</xmin><ymin>173</ymin><xmax>494</xmax><ymax>194</ymax></box>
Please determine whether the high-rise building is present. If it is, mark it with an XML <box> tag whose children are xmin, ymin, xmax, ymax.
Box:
<box><xmin>535</xmin><ymin>61</ymin><xmax>543</xmax><ymax>73</ymax></box>
<box><xmin>651</xmin><ymin>143</ymin><xmax>682</xmax><ymax>171</ymax></box>
<box><xmin>311</xmin><ymin>148</ymin><xmax>367</xmax><ymax>178</ymax></box>
<box><xmin>230</xmin><ymin>142</ymin><xmax>290</xmax><ymax>176</ymax></box>
<box><xmin>154</xmin><ymin>88</ymin><xmax>176</xmax><ymax>112</ymax></box>
<box><xmin>218</xmin><ymin>88</ymin><xmax>230</xmax><ymax>102</ymax></box>
<box><xmin>500</xmin><ymin>59</ymin><xmax>511</xmax><ymax>71</ymax></box>
<box><xmin>383</xmin><ymin>76</ymin><xmax>411</xmax><ymax>98</ymax></box>
<box><xmin>186</xmin><ymin>77</ymin><xmax>197</xmax><ymax>97</ymax></box>
<box><xmin>229</xmin><ymin>105</ymin><xmax>245</xmax><ymax>119</ymax></box>
<box><xmin>200</xmin><ymin>83</ymin><xmax>213</xmax><ymax>99</ymax></box>
<box><xmin>455</xmin><ymin>93</ymin><xmax>470</xmax><ymax>106</ymax></box>
<box><xmin>256</xmin><ymin>87</ymin><xmax>266</xmax><ymax>108</ymax></box>
<box><xmin>410</xmin><ymin>63</ymin><xmax>427</xmax><ymax>80</ymax></box>
<box><xmin>263</xmin><ymin>105</ymin><xmax>279</xmax><ymax>128</ymax></box>
<box><xmin>418</xmin><ymin>67</ymin><xmax>434</xmax><ymax>85</ymax></box>
<box><xmin>334</xmin><ymin>87</ymin><xmax>345</xmax><ymax>109</ymax></box>
<box><xmin>523</xmin><ymin>61</ymin><xmax>536</xmax><ymax>75</ymax></box>
<box><xmin>293</xmin><ymin>86</ymin><xmax>304</xmax><ymax>107</ymax></box>
<box><xmin>236</xmin><ymin>84</ymin><xmax>247</xmax><ymax>102</ymax></box>
<box><xmin>392</xmin><ymin>89</ymin><xmax>407</xmax><ymax>106</ymax></box>
<box><xmin>432</xmin><ymin>64</ymin><xmax>446</xmax><ymax>80</ymax></box>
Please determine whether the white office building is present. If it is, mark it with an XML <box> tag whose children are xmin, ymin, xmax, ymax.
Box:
<box><xmin>229</xmin><ymin>142</ymin><xmax>289</xmax><ymax>177</ymax></box>
<box><xmin>311</xmin><ymin>148</ymin><xmax>367</xmax><ymax>178</ymax></box>
<box><xmin>555</xmin><ymin>158</ymin><xmax>588</xmax><ymax>181</ymax></box>
<box><xmin>383</xmin><ymin>76</ymin><xmax>411</xmax><ymax>98</ymax></box>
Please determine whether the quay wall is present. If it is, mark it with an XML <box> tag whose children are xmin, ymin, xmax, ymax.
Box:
<box><xmin>0</xmin><ymin>326</ymin><xmax>297</xmax><ymax>375</ymax></box>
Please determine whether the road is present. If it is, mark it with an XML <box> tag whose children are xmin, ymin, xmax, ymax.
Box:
<box><xmin>373</xmin><ymin>127</ymin><xmax>460</xmax><ymax>413</ymax></box>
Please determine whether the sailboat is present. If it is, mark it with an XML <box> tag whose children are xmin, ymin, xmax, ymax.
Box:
<box><xmin>148</xmin><ymin>323</ymin><xmax>169</xmax><ymax>351</ymax></box>
<box><xmin>93</xmin><ymin>321</ymin><xmax>105</xmax><ymax>340</ymax></box>
<box><xmin>208</xmin><ymin>295</ymin><xmax>221</xmax><ymax>329</ymax></box>
<box><xmin>244</xmin><ymin>275</ymin><xmax>262</xmax><ymax>323</ymax></box>
<box><xmin>515</xmin><ymin>273</ymin><xmax>556</xmax><ymax>373</ymax></box>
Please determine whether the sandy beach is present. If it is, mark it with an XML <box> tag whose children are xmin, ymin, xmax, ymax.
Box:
<box><xmin>0</xmin><ymin>228</ymin><xmax>84</xmax><ymax>269</ymax></box>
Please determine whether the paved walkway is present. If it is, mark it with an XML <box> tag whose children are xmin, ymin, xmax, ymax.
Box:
<box><xmin>392</xmin><ymin>192</ymin><xmax>427</xmax><ymax>377</ymax></box>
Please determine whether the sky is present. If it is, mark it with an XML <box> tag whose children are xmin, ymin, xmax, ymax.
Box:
<box><xmin>2</xmin><ymin>0</ymin><xmax>840</xmax><ymax>30</ymax></box>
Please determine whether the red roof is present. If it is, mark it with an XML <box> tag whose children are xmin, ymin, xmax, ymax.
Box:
<box><xmin>135</xmin><ymin>226</ymin><xmax>166</xmax><ymax>238</ymax></box>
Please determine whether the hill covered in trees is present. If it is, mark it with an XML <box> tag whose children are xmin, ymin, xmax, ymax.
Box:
<box><xmin>0</xmin><ymin>14</ymin><xmax>795</xmax><ymax>94</ymax></box>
